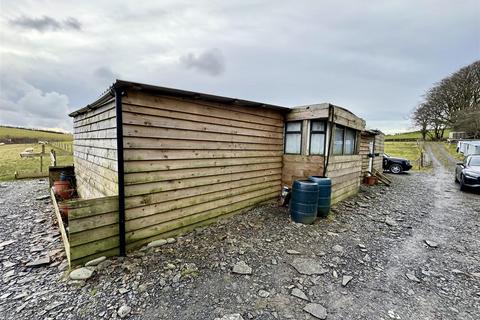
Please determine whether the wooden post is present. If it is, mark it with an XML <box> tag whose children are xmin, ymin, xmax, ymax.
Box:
<box><xmin>40</xmin><ymin>144</ymin><xmax>45</xmax><ymax>172</ymax></box>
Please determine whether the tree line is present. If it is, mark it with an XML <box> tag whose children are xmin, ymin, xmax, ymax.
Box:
<box><xmin>412</xmin><ymin>60</ymin><xmax>480</xmax><ymax>140</ymax></box>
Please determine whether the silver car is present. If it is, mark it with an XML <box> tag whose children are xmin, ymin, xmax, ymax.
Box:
<box><xmin>455</xmin><ymin>154</ymin><xmax>480</xmax><ymax>191</ymax></box>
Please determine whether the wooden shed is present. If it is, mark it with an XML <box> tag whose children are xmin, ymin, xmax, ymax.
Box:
<box><xmin>281</xmin><ymin>104</ymin><xmax>367</xmax><ymax>204</ymax></box>
<box><xmin>359</xmin><ymin>129</ymin><xmax>385</xmax><ymax>175</ymax></box>
<box><xmin>58</xmin><ymin>80</ymin><xmax>383</xmax><ymax>266</ymax></box>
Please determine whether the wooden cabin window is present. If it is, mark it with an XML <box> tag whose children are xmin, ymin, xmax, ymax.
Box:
<box><xmin>344</xmin><ymin>128</ymin><xmax>356</xmax><ymax>154</ymax></box>
<box><xmin>285</xmin><ymin>121</ymin><xmax>302</xmax><ymax>154</ymax></box>
<box><xmin>333</xmin><ymin>125</ymin><xmax>357</xmax><ymax>155</ymax></box>
<box><xmin>309</xmin><ymin>120</ymin><xmax>326</xmax><ymax>155</ymax></box>
<box><xmin>333</xmin><ymin>126</ymin><xmax>345</xmax><ymax>155</ymax></box>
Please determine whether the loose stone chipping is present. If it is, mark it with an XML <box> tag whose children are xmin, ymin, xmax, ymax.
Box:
<box><xmin>85</xmin><ymin>256</ymin><xmax>106</xmax><ymax>267</ymax></box>
<box><xmin>147</xmin><ymin>239</ymin><xmax>167</xmax><ymax>248</ymax></box>
<box><xmin>232</xmin><ymin>261</ymin><xmax>252</xmax><ymax>275</ymax></box>
<box><xmin>214</xmin><ymin>314</ymin><xmax>244</xmax><ymax>320</ymax></box>
<box><xmin>69</xmin><ymin>267</ymin><xmax>94</xmax><ymax>280</ymax></box>
<box><xmin>290</xmin><ymin>258</ymin><xmax>329</xmax><ymax>275</ymax></box>
<box><xmin>303</xmin><ymin>303</ymin><xmax>327</xmax><ymax>319</ymax></box>
<box><xmin>117</xmin><ymin>305</ymin><xmax>131</xmax><ymax>318</ymax></box>
<box><xmin>291</xmin><ymin>288</ymin><xmax>309</xmax><ymax>301</ymax></box>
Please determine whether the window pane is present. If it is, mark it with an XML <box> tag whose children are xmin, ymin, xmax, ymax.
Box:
<box><xmin>344</xmin><ymin>129</ymin><xmax>356</xmax><ymax>154</ymax></box>
<box><xmin>310</xmin><ymin>133</ymin><xmax>325</xmax><ymax>155</ymax></box>
<box><xmin>333</xmin><ymin>126</ymin><xmax>344</xmax><ymax>154</ymax></box>
<box><xmin>285</xmin><ymin>133</ymin><xmax>301</xmax><ymax>154</ymax></box>
<box><xmin>286</xmin><ymin>122</ymin><xmax>301</xmax><ymax>132</ymax></box>
<box><xmin>311</xmin><ymin>121</ymin><xmax>325</xmax><ymax>131</ymax></box>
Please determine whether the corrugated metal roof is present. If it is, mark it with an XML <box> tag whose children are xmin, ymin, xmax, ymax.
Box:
<box><xmin>69</xmin><ymin>79</ymin><xmax>290</xmax><ymax>117</ymax></box>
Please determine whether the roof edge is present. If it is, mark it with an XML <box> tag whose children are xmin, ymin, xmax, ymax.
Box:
<box><xmin>69</xmin><ymin>79</ymin><xmax>290</xmax><ymax>117</ymax></box>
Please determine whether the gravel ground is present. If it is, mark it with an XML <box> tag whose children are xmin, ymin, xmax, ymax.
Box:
<box><xmin>0</xmin><ymin>143</ymin><xmax>479</xmax><ymax>320</ymax></box>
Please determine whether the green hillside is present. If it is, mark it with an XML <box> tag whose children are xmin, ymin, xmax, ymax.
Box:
<box><xmin>0</xmin><ymin>126</ymin><xmax>72</xmax><ymax>143</ymax></box>
<box><xmin>386</xmin><ymin>129</ymin><xmax>451</xmax><ymax>141</ymax></box>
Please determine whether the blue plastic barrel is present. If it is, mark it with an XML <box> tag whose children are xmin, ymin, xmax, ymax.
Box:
<box><xmin>308</xmin><ymin>176</ymin><xmax>332</xmax><ymax>217</ymax></box>
<box><xmin>290</xmin><ymin>180</ymin><xmax>319</xmax><ymax>224</ymax></box>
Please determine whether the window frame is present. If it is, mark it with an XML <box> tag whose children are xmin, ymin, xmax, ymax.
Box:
<box><xmin>309</xmin><ymin>119</ymin><xmax>327</xmax><ymax>155</ymax></box>
<box><xmin>333</xmin><ymin>124</ymin><xmax>358</xmax><ymax>155</ymax></box>
<box><xmin>344</xmin><ymin>127</ymin><xmax>357</xmax><ymax>155</ymax></box>
<box><xmin>284</xmin><ymin>121</ymin><xmax>303</xmax><ymax>155</ymax></box>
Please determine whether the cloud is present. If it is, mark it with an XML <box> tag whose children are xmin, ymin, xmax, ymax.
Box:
<box><xmin>94</xmin><ymin>66</ymin><xmax>119</xmax><ymax>81</ymax></box>
<box><xmin>180</xmin><ymin>48</ymin><xmax>225</xmax><ymax>76</ymax></box>
<box><xmin>0</xmin><ymin>75</ymin><xmax>71</xmax><ymax>130</ymax></box>
<box><xmin>9</xmin><ymin>15</ymin><xmax>81</xmax><ymax>32</ymax></box>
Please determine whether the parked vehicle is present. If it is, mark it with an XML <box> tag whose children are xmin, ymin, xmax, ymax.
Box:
<box><xmin>455</xmin><ymin>154</ymin><xmax>480</xmax><ymax>191</ymax></box>
<box><xmin>383</xmin><ymin>153</ymin><xmax>412</xmax><ymax>174</ymax></box>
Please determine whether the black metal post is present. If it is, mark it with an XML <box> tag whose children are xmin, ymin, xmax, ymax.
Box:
<box><xmin>114</xmin><ymin>87</ymin><xmax>126</xmax><ymax>257</ymax></box>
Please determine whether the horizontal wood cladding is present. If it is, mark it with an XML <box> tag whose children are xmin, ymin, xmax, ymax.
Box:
<box><xmin>125</xmin><ymin>174</ymin><xmax>281</xmax><ymax>209</ymax></box>
<box><xmin>328</xmin><ymin>155</ymin><xmax>362</xmax><ymax>203</ymax></box>
<box><xmin>74</xmin><ymin>146</ymin><xmax>117</xmax><ymax>162</ymax></box>
<box><xmin>125</xmin><ymin>162</ymin><xmax>282</xmax><ymax>185</ymax></box>
<box><xmin>122</xmin><ymin>106</ymin><xmax>283</xmax><ymax>136</ymax></box>
<box><xmin>124</xmin><ymin>149</ymin><xmax>282</xmax><ymax>161</ymax></box>
<box><xmin>287</xmin><ymin>105</ymin><xmax>365</xmax><ymax>131</ymax></box>
<box><xmin>74</xmin><ymin>156</ymin><xmax>117</xmax><ymax>184</ymax></box>
<box><xmin>74</xmin><ymin>161</ymin><xmax>118</xmax><ymax>198</ymax></box>
<box><xmin>124</xmin><ymin>137</ymin><xmax>282</xmax><ymax>151</ymax></box>
<box><xmin>123</xmin><ymin>124</ymin><xmax>282</xmax><ymax>145</ymax></box>
<box><xmin>125</xmin><ymin>167</ymin><xmax>282</xmax><ymax>197</ymax></box>
<box><xmin>72</xmin><ymin>103</ymin><xmax>118</xmax><ymax>200</ymax></box>
<box><xmin>282</xmin><ymin>155</ymin><xmax>324</xmax><ymax>187</ymax></box>
<box><xmin>124</xmin><ymin>156</ymin><xmax>282</xmax><ymax>173</ymax></box>
<box><xmin>123</xmin><ymin>92</ymin><xmax>284</xmax><ymax>127</ymax></box>
<box><xmin>287</xmin><ymin>105</ymin><xmax>329</xmax><ymax>121</ymax></box>
<box><xmin>73</xmin><ymin>100</ymin><xmax>115</xmax><ymax>123</ymax></box>
<box><xmin>125</xmin><ymin>192</ymin><xmax>278</xmax><ymax>244</ymax></box>
<box><xmin>125</xmin><ymin>180</ymin><xmax>279</xmax><ymax>220</ymax></box>
<box><xmin>66</xmin><ymin>196</ymin><xmax>119</xmax><ymax>264</ymax></box>
<box><xmin>121</xmin><ymin>91</ymin><xmax>284</xmax><ymax>248</ymax></box>
<box><xmin>126</xmin><ymin>187</ymin><xmax>277</xmax><ymax>232</ymax></box>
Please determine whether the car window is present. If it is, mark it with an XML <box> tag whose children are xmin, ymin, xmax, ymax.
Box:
<box><xmin>469</xmin><ymin>157</ymin><xmax>480</xmax><ymax>166</ymax></box>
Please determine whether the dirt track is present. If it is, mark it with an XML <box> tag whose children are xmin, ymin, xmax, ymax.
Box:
<box><xmin>0</xmin><ymin>143</ymin><xmax>479</xmax><ymax>320</ymax></box>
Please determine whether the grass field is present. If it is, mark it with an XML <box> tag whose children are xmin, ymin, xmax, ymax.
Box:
<box><xmin>384</xmin><ymin>141</ymin><xmax>423</xmax><ymax>170</ymax></box>
<box><xmin>0</xmin><ymin>143</ymin><xmax>73</xmax><ymax>181</ymax></box>
<box><xmin>0</xmin><ymin>126</ymin><xmax>72</xmax><ymax>142</ymax></box>
<box><xmin>443</xmin><ymin>142</ymin><xmax>464</xmax><ymax>161</ymax></box>
<box><xmin>386</xmin><ymin>129</ymin><xmax>451</xmax><ymax>141</ymax></box>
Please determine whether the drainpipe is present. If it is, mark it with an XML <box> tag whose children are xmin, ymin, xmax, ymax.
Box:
<box><xmin>113</xmin><ymin>86</ymin><xmax>126</xmax><ymax>257</ymax></box>
<box><xmin>323</xmin><ymin>104</ymin><xmax>334</xmax><ymax>176</ymax></box>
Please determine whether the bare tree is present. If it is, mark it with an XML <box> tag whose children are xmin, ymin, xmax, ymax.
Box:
<box><xmin>411</xmin><ymin>60</ymin><xmax>480</xmax><ymax>139</ymax></box>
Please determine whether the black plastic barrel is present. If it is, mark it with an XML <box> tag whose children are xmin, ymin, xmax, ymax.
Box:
<box><xmin>308</xmin><ymin>176</ymin><xmax>332</xmax><ymax>217</ymax></box>
<box><xmin>289</xmin><ymin>180</ymin><xmax>319</xmax><ymax>224</ymax></box>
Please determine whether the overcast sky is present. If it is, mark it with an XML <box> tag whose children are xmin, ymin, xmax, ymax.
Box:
<box><xmin>0</xmin><ymin>0</ymin><xmax>479</xmax><ymax>133</ymax></box>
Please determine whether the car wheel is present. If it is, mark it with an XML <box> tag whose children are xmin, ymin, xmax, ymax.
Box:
<box><xmin>389</xmin><ymin>164</ymin><xmax>402</xmax><ymax>174</ymax></box>
<box><xmin>459</xmin><ymin>175</ymin><xmax>466</xmax><ymax>191</ymax></box>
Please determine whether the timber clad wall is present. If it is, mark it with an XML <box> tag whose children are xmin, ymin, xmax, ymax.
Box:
<box><xmin>373</xmin><ymin>133</ymin><xmax>385</xmax><ymax>171</ymax></box>
<box><xmin>65</xmin><ymin>196</ymin><xmax>120</xmax><ymax>265</ymax></box>
<box><xmin>360</xmin><ymin>132</ymin><xmax>385</xmax><ymax>174</ymax></box>
<box><xmin>73</xmin><ymin>101</ymin><xmax>118</xmax><ymax>199</ymax></box>
<box><xmin>66</xmin><ymin>82</ymin><xmax>381</xmax><ymax>265</ymax></box>
<box><xmin>120</xmin><ymin>91</ymin><xmax>284</xmax><ymax>249</ymax></box>
<box><xmin>282</xmin><ymin>104</ymin><xmax>366</xmax><ymax>204</ymax></box>
<box><xmin>282</xmin><ymin>155</ymin><xmax>324</xmax><ymax>187</ymax></box>
<box><xmin>328</xmin><ymin>155</ymin><xmax>362</xmax><ymax>204</ymax></box>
